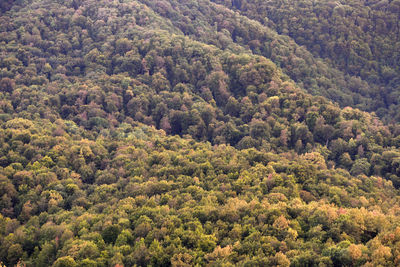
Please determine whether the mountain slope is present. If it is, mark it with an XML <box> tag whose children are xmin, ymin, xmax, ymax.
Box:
<box><xmin>1</xmin><ymin>0</ymin><xmax>400</xmax><ymax>185</ymax></box>
<box><xmin>1</xmin><ymin>0</ymin><xmax>400</xmax><ymax>266</ymax></box>
<box><xmin>213</xmin><ymin>0</ymin><xmax>400</xmax><ymax>121</ymax></box>
<box><xmin>135</xmin><ymin>0</ymin><xmax>386</xmax><ymax>115</ymax></box>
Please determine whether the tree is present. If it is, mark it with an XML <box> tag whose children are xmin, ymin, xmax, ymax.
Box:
<box><xmin>53</xmin><ymin>256</ymin><xmax>77</xmax><ymax>267</ymax></box>
<box><xmin>6</xmin><ymin>244</ymin><xmax>23</xmax><ymax>266</ymax></box>
<box><xmin>350</xmin><ymin>158</ymin><xmax>371</xmax><ymax>176</ymax></box>
<box><xmin>0</xmin><ymin>78</ymin><xmax>15</xmax><ymax>93</ymax></box>
<box><xmin>102</xmin><ymin>225</ymin><xmax>121</xmax><ymax>244</ymax></box>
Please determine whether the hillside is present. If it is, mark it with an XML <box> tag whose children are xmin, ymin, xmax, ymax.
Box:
<box><xmin>1</xmin><ymin>0</ymin><xmax>400</xmax><ymax>266</ymax></box>
<box><xmin>213</xmin><ymin>0</ymin><xmax>400</xmax><ymax>121</ymax></box>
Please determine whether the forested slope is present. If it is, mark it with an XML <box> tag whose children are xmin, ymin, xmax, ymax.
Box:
<box><xmin>136</xmin><ymin>0</ymin><xmax>384</xmax><ymax>117</ymax></box>
<box><xmin>1</xmin><ymin>118</ymin><xmax>400</xmax><ymax>266</ymax></box>
<box><xmin>213</xmin><ymin>0</ymin><xmax>400</xmax><ymax>121</ymax></box>
<box><xmin>1</xmin><ymin>0</ymin><xmax>400</xmax><ymax>266</ymax></box>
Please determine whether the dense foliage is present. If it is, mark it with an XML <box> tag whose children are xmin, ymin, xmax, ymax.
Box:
<box><xmin>1</xmin><ymin>0</ymin><xmax>400</xmax><ymax>266</ymax></box>
<box><xmin>1</xmin><ymin>119</ymin><xmax>400</xmax><ymax>266</ymax></box>
<box><xmin>213</xmin><ymin>0</ymin><xmax>400</xmax><ymax>121</ymax></box>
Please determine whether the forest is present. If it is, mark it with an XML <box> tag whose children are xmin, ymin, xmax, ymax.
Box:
<box><xmin>1</xmin><ymin>0</ymin><xmax>400</xmax><ymax>266</ymax></box>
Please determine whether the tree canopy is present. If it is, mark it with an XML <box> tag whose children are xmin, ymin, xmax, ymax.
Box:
<box><xmin>1</xmin><ymin>0</ymin><xmax>400</xmax><ymax>266</ymax></box>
